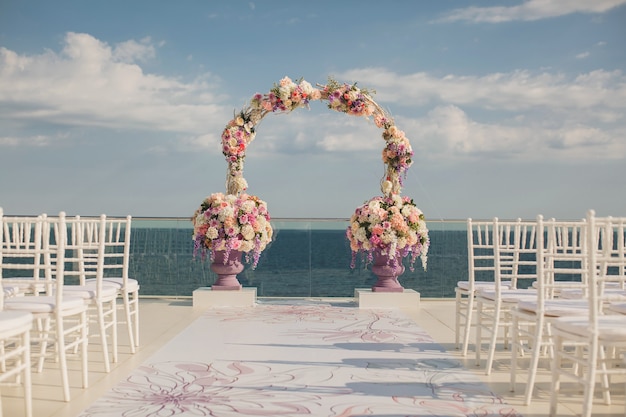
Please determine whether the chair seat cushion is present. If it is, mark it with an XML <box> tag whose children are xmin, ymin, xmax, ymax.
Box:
<box><xmin>560</xmin><ymin>288</ymin><xmax>626</xmax><ymax>301</ymax></box>
<box><xmin>2</xmin><ymin>279</ymin><xmax>51</xmax><ymax>294</ymax></box>
<box><xmin>85</xmin><ymin>277</ymin><xmax>140</xmax><ymax>292</ymax></box>
<box><xmin>3</xmin><ymin>284</ymin><xmax>21</xmax><ymax>298</ymax></box>
<box><xmin>531</xmin><ymin>280</ymin><xmax>585</xmax><ymax>291</ymax></box>
<box><xmin>517</xmin><ymin>299</ymin><xmax>589</xmax><ymax>317</ymax></box>
<box><xmin>477</xmin><ymin>288</ymin><xmax>536</xmax><ymax>302</ymax></box>
<box><xmin>62</xmin><ymin>283</ymin><xmax>119</xmax><ymax>300</ymax></box>
<box><xmin>456</xmin><ymin>281</ymin><xmax>512</xmax><ymax>291</ymax></box>
<box><xmin>4</xmin><ymin>296</ymin><xmax>87</xmax><ymax>313</ymax></box>
<box><xmin>0</xmin><ymin>311</ymin><xmax>33</xmax><ymax>338</ymax></box>
<box><xmin>610</xmin><ymin>302</ymin><xmax>626</xmax><ymax>315</ymax></box>
<box><xmin>553</xmin><ymin>314</ymin><xmax>626</xmax><ymax>340</ymax></box>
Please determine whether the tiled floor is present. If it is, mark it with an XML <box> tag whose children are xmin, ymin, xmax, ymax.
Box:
<box><xmin>1</xmin><ymin>297</ymin><xmax>625</xmax><ymax>417</ymax></box>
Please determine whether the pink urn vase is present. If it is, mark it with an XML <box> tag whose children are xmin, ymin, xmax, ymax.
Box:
<box><xmin>210</xmin><ymin>250</ymin><xmax>244</xmax><ymax>290</ymax></box>
<box><xmin>371</xmin><ymin>249</ymin><xmax>405</xmax><ymax>292</ymax></box>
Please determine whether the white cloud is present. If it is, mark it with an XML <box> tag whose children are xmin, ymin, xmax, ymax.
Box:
<box><xmin>1</xmin><ymin>32</ymin><xmax>624</xmax><ymax>164</ymax></box>
<box><xmin>576</xmin><ymin>51</ymin><xmax>590</xmax><ymax>59</ymax></box>
<box><xmin>337</xmin><ymin>69</ymin><xmax>626</xmax><ymax>161</ymax></box>
<box><xmin>0</xmin><ymin>32</ymin><xmax>229</xmax><ymax>141</ymax></box>
<box><xmin>112</xmin><ymin>37</ymin><xmax>156</xmax><ymax>63</ymax></box>
<box><xmin>342</xmin><ymin>67</ymin><xmax>626</xmax><ymax>113</ymax></box>
<box><xmin>401</xmin><ymin>105</ymin><xmax>626</xmax><ymax>161</ymax></box>
<box><xmin>437</xmin><ymin>0</ymin><xmax>626</xmax><ymax>23</ymax></box>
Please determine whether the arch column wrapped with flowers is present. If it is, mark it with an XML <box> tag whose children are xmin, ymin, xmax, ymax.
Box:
<box><xmin>192</xmin><ymin>76</ymin><xmax>429</xmax><ymax>292</ymax></box>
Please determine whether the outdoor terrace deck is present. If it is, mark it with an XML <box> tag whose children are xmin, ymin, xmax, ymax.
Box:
<box><xmin>2</xmin><ymin>297</ymin><xmax>624</xmax><ymax>417</ymax></box>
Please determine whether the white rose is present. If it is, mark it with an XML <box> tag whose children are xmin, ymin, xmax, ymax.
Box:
<box><xmin>299</xmin><ymin>80</ymin><xmax>314</xmax><ymax>94</ymax></box>
<box><xmin>368</xmin><ymin>200</ymin><xmax>380</xmax><ymax>212</ymax></box>
<box><xmin>241</xmin><ymin>224</ymin><xmax>255</xmax><ymax>240</ymax></box>
<box><xmin>355</xmin><ymin>227</ymin><xmax>367</xmax><ymax>242</ymax></box>
<box><xmin>217</xmin><ymin>206</ymin><xmax>234</xmax><ymax>222</ymax></box>
<box><xmin>240</xmin><ymin>241</ymin><xmax>253</xmax><ymax>252</ymax></box>
<box><xmin>382</xmin><ymin>180</ymin><xmax>393</xmax><ymax>195</ymax></box>
<box><xmin>235</xmin><ymin>177</ymin><xmax>248</xmax><ymax>191</ymax></box>
<box><xmin>241</xmin><ymin>200</ymin><xmax>255</xmax><ymax>213</ymax></box>
<box><xmin>381</xmin><ymin>231</ymin><xmax>394</xmax><ymax>245</ymax></box>
<box><xmin>279</xmin><ymin>85</ymin><xmax>291</xmax><ymax>100</ymax></box>
<box><xmin>207</xmin><ymin>227</ymin><xmax>218</xmax><ymax>240</ymax></box>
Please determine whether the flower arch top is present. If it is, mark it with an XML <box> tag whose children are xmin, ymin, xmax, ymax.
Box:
<box><xmin>221</xmin><ymin>76</ymin><xmax>414</xmax><ymax>197</ymax></box>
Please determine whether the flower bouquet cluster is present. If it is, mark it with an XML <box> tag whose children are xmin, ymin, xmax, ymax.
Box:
<box><xmin>192</xmin><ymin>192</ymin><xmax>273</xmax><ymax>269</ymax></box>
<box><xmin>380</xmin><ymin>124</ymin><xmax>414</xmax><ymax>195</ymax></box>
<box><xmin>252</xmin><ymin>76</ymin><xmax>322</xmax><ymax>113</ymax></box>
<box><xmin>346</xmin><ymin>194</ymin><xmax>429</xmax><ymax>271</ymax></box>
<box><xmin>221</xmin><ymin>110</ymin><xmax>257</xmax><ymax>194</ymax></box>
<box><xmin>321</xmin><ymin>79</ymin><xmax>375</xmax><ymax>117</ymax></box>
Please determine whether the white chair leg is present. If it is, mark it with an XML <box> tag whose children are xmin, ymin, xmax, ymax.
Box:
<box><xmin>475</xmin><ymin>301</ymin><xmax>483</xmax><ymax>367</ymax></box>
<box><xmin>485</xmin><ymin>305</ymin><xmax>501</xmax><ymax>375</ymax></box>
<box><xmin>122</xmin><ymin>292</ymin><xmax>136</xmax><ymax>353</ymax></box>
<box><xmin>36</xmin><ymin>317</ymin><xmax>52</xmax><ymax>373</ymax></box>
<box><xmin>461</xmin><ymin>294</ymin><xmax>474</xmax><ymax>356</ymax></box>
<box><xmin>110</xmin><ymin>299</ymin><xmax>118</xmax><ymax>363</ymax></box>
<box><xmin>549</xmin><ymin>335</ymin><xmax>563</xmax><ymax>416</ymax></box>
<box><xmin>23</xmin><ymin>330</ymin><xmax>33</xmax><ymax>417</ymax></box>
<box><xmin>56</xmin><ymin>319</ymin><xmax>71</xmax><ymax>402</ymax></box>
<box><xmin>510</xmin><ymin>314</ymin><xmax>520</xmax><ymax>392</ymax></box>
<box><xmin>96</xmin><ymin>302</ymin><xmax>111</xmax><ymax>373</ymax></box>
<box><xmin>81</xmin><ymin>310</ymin><xmax>89</xmax><ymax>390</ymax></box>
<box><xmin>132</xmin><ymin>290</ymin><xmax>139</xmax><ymax>348</ymax></box>
<box><xmin>455</xmin><ymin>289</ymin><xmax>463</xmax><ymax>348</ymax></box>
<box><xmin>524</xmin><ymin>316</ymin><xmax>545</xmax><ymax>405</ymax></box>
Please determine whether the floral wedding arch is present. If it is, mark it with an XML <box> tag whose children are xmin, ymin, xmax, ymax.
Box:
<box><xmin>192</xmin><ymin>77</ymin><xmax>429</xmax><ymax>271</ymax></box>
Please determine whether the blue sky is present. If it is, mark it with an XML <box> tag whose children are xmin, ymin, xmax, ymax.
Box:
<box><xmin>1</xmin><ymin>0</ymin><xmax>625</xmax><ymax>221</ymax></box>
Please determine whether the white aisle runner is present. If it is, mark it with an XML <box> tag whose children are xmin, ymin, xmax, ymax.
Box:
<box><xmin>78</xmin><ymin>301</ymin><xmax>522</xmax><ymax>417</ymax></box>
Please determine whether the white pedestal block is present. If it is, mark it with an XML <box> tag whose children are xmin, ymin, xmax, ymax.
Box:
<box><xmin>354</xmin><ymin>288</ymin><xmax>420</xmax><ymax>310</ymax></box>
<box><xmin>193</xmin><ymin>287</ymin><xmax>257</xmax><ymax>308</ymax></box>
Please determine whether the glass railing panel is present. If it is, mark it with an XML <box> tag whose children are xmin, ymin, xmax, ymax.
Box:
<box><xmin>129</xmin><ymin>218</ymin><xmax>469</xmax><ymax>298</ymax></box>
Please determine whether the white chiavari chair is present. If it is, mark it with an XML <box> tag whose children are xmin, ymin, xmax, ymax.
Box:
<box><xmin>0</xmin><ymin>208</ymin><xmax>33</xmax><ymax>417</ymax></box>
<box><xmin>455</xmin><ymin>218</ymin><xmax>516</xmax><ymax>356</ymax></box>
<box><xmin>84</xmin><ymin>215</ymin><xmax>139</xmax><ymax>354</ymax></box>
<box><xmin>2</xmin><ymin>212</ymin><xmax>89</xmax><ymax>402</ymax></box>
<box><xmin>549</xmin><ymin>210</ymin><xmax>626</xmax><ymax>417</ymax></box>
<box><xmin>474</xmin><ymin>218</ymin><xmax>538</xmax><ymax>375</ymax></box>
<box><xmin>509</xmin><ymin>215</ymin><xmax>590</xmax><ymax>405</ymax></box>
<box><xmin>59</xmin><ymin>215</ymin><xmax>119</xmax><ymax>372</ymax></box>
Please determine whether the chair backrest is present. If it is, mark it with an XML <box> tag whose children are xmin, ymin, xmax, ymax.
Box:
<box><xmin>595</xmin><ymin>215</ymin><xmax>626</xmax><ymax>290</ymax></box>
<box><xmin>466</xmin><ymin>218</ymin><xmax>499</xmax><ymax>290</ymax></box>
<box><xmin>62</xmin><ymin>215</ymin><xmax>106</xmax><ymax>286</ymax></box>
<box><xmin>1</xmin><ymin>210</ymin><xmax>48</xmax><ymax>296</ymax></box>
<box><xmin>535</xmin><ymin>215</ymin><xmax>588</xmax><ymax>303</ymax></box>
<box><xmin>100</xmin><ymin>215</ymin><xmax>132</xmax><ymax>283</ymax></box>
<box><xmin>586</xmin><ymin>210</ymin><xmax>626</xmax><ymax>329</ymax></box>
<box><xmin>497</xmin><ymin>218</ymin><xmax>538</xmax><ymax>289</ymax></box>
<box><xmin>41</xmin><ymin>213</ymin><xmax>68</xmax><ymax>304</ymax></box>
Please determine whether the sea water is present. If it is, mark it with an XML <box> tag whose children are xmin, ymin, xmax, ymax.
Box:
<box><xmin>127</xmin><ymin>219</ymin><xmax>470</xmax><ymax>298</ymax></box>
